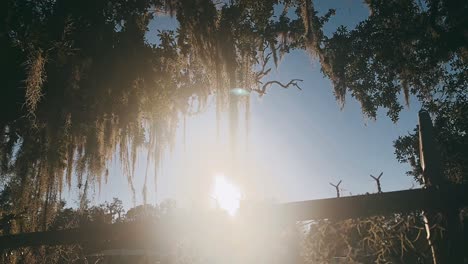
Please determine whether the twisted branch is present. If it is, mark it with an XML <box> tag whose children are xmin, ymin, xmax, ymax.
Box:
<box><xmin>252</xmin><ymin>46</ymin><xmax>303</xmax><ymax>96</ymax></box>
<box><xmin>254</xmin><ymin>79</ymin><xmax>303</xmax><ymax>95</ymax></box>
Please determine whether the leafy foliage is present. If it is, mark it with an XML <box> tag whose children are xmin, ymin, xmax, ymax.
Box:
<box><xmin>319</xmin><ymin>0</ymin><xmax>467</xmax><ymax>122</ymax></box>
<box><xmin>394</xmin><ymin>57</ymin><xmax>467</xmax><ymax>184</ymax></box>
<box><xmin>310</xmin><ymin>0</ymin><xmax>467</xmax><ymax>185</ymax></box>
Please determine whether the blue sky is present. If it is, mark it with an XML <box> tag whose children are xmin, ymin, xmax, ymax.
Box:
<box><xmin>70</xmin><ymin>0</ymin><xmax>421</xmax><ymax>209</ymax></box>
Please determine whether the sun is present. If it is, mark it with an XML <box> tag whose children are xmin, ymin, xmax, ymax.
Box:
<box><xmin>212</xmin><ymin>174</ymin><xmax>241</xmax><ymax>216</ymax></box>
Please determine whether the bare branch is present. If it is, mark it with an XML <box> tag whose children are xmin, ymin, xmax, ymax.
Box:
<box><xmin>329</xmin><ymin>180</ymin><xmax>342</xmax><ymax>198</ymax></box>
<box><xmin>254</xmin><ymin>79</ymin><xmax>303</xmax><ymax>95</ymax></box>
<box><xmin>370</xmin><ymin>172</ymin><xmax>383</xmax><ymax>193</ymax></box>
<box><xmin>252</xmin><ymin>49</ymin><xmax>302</xmax><ymax>96</ymax></box>
<box><xmin>255</xmin><ymin>52</ymin><xmax>272</xmax><ymax>80</ymax></box>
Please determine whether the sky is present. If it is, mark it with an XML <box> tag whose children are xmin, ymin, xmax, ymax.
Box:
<box><xmin>69</xmin><ymin>0</ymin><xmax>421</xmax><ymax>210</ymax></box>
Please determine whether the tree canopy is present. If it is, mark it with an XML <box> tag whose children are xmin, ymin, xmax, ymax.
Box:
<box><xmin>0</xmin><ymin>0</ymin><xmax>307</xmax><ymax>230</ymax></box>
<box><xmin>0</xmin><ymin>0</ymin><xmax>466</xmax><ymax>235</ymax></box>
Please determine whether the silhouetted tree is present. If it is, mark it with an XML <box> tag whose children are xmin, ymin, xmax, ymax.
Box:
<box><xmin>310</xmin><ymin>0</ymin><xmax>467</xmax><ymax>184</ymax></box>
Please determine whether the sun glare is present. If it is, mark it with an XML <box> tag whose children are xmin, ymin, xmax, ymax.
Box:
<box><xmin>212</xmin><ymin>175</ymin><xmax>241</xmax><ymax>216</ymax></box>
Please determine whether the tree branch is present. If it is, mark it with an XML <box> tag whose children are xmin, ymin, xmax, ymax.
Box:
<box><xmin>330</xmin><ymin>180</ymin><xmax>342</xmax><ymax>198</ymax></box>
<box><xmin>370</xmin><ymin>172</ymin><xmax>383</xmax><ymax>193</ymax></box>
<box><xmin>254</xmin><ymin>79</ymin><xmax>303</xmax><ymax>95</ymax></box>
<box><xmin>255</xmin><ymin>52</ymin><xmax>272</xmax><ymax>80</ymax></box>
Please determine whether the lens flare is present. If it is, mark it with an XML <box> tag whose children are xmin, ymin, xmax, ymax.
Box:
<box><xmin>212</xmin><ymin>175</ymin><xmax>241</xmax><ymax>216</ymax></box>
<box><xmin>230</xmin><ymin>88</ymin><xmax>250</xmax><ymax>96</ymax></box>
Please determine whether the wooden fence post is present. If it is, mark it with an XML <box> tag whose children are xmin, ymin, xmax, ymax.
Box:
<box><xmin>418</xmin><ymin>110</ymin><xmax>464</xmax><ymax>263</ymax></box>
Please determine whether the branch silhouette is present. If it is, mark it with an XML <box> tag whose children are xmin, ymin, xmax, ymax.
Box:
<box><xmin>329</xmin><ymin>180</ymin><xmax>342</xmax><ymax>198</ymax></box>
<box><xmin>370</xmin><ymin>172</ymin><xmax>383</xmax><ymax>193</ymax></box>
<box><xmin>254</xmin><ymin>79</ymin><xmax>303</xmax><ymax>96</ymax></box>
